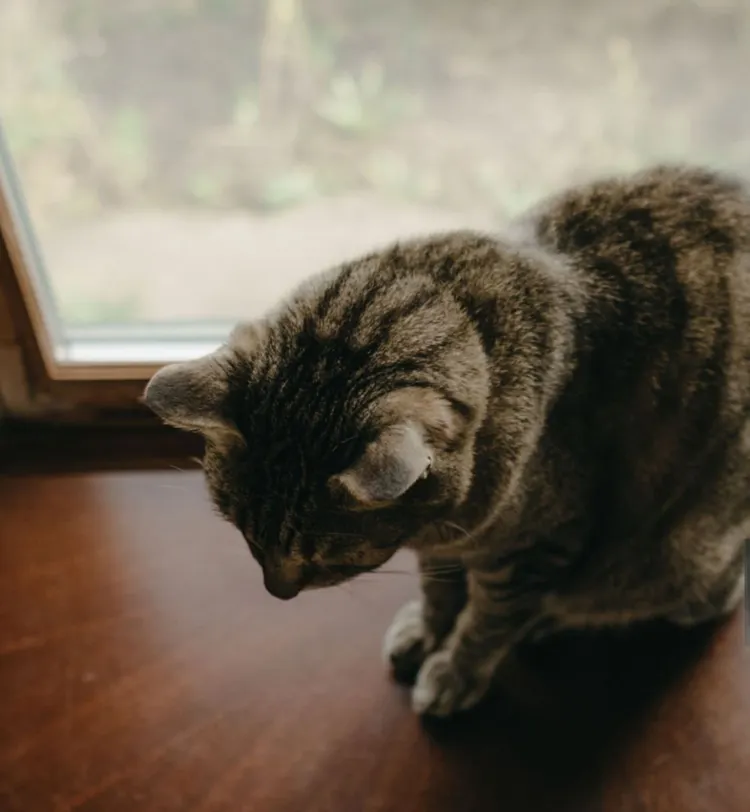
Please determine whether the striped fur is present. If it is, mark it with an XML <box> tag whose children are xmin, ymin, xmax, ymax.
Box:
<box><xmin>145</xmin><ymin>165</ymin><xmax>750</xmax><ymax>716</ymax></box>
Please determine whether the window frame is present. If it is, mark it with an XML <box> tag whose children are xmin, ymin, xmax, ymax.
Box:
<box><xmin>0</xmin><ymin>170</ymin><xmax>165</xmax><ymax>417</ymax></box>
<box><xmin>0</xmin><ymin>224</ymin><xmax>155</xmax><ymax>414</ymax></box>
<box><xmin>0</xmin><ymin>199</ymin><xmax>204</xmax><ymax>468</ymax></box>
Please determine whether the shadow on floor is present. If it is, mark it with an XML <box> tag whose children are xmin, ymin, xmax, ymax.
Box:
<box><xmin>415</xmin><ymin>619</ymin><xmax>721</xmax><ymax>809</ymax></box>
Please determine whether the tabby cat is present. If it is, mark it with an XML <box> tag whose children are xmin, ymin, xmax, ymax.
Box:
<box><xmin>145</xmin><ymin>166</ymin><xmax>749</xmax><ymax>717</ymax></box>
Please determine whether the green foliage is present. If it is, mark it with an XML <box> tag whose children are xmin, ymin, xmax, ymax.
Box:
<box><xmin>5</xmin><ymin>0</ymin><xmax>750</xmax><ymax>325</ymax></box>
<box><xmin>106</xmin><ymin>106</ymin><xmax>151</xmax><ymax>190</ymax></box>
<box><xmin>316</xmin><ymin>62</ymin><xmax>415</xmax><ymax>135</ymax></box>
<box><xmin>186</xmin><ymin>169</ymin><xmax>228</xmax><ymax>205</ymax></box>
<box><xmin>60</xmin><ymin>292</ymin><xmax>141</xmax><ymax>327</ymax></box>
<box><xmin>261</xmin><ymin>166</ymin><xmax>319</xmax><ymax>209</ymax></box>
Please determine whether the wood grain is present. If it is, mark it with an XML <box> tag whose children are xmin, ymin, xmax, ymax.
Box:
<box><xmin>0</xmin><ymin>471</ymin><xmax>747</xmax><ymax>811</ymax></box>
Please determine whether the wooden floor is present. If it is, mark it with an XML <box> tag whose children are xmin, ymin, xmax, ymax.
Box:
<box><xmin>1</xmin><ymin>470</ymin><xmax>748</xmax><ymax>812</ymax></box>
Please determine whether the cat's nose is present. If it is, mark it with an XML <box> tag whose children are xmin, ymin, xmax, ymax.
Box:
<box><xmin>262</xmin><ymin>560</ymin><xmax>303</xmax><ymax>600</ymax></box>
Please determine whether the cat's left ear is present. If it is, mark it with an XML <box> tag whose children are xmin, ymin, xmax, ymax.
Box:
<box><xmin>329</xmin><ymin>422</ymin><xmax>433</xmax><ymax>508</ymax></box>
<box><xmin>143</xmin><ymin>350</ymin><xmax>236</xmax><ymax>438</ymax></box>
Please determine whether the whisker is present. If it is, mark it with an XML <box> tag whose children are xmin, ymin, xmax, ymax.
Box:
<box><xmin>371</xmin><ymin>568</ymin><xmax>415</xmax><ymax>577</ymax></box>
<box><xmin>306</xmin><ymin>530</ymin><xmax>362</xmax><ymax>539</ymax></box>
<box><xmin>420</xmin><ymin>574</ymin><xmax>467</xmax><ymax>585</ymax></box>
<box><xmin>336</xmin><ymin>581</ymin><xmax>370</xmax><ymax>606</ymax></box>
<box><xmin>440</xmin><ymin>520</ymin><xmax>474</xmax><ymax>540</ymax></box>
<box><xmin>420</xmin><ymin>563</ymin><xmax>466</xmax><ymax>575</ymax></box>
<box><xmin>421</xmin><ymin>559</ymin><xmax>465</xmax><ymax>569</ymax></box>
<box><xmin>367</xmin><ymin>568</ymin><xmax>461</xmax><ymax>585</ymax></box>
<box><xmin>244</xmin><ymin>536</ymin><xmax>264</xmax><ymax>554</ymax></box>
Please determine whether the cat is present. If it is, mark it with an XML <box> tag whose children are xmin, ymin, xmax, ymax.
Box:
<box><xmin>145</xmin><ymin>165</ymin><xmax>750</xmax><ymax>717</ymax></box>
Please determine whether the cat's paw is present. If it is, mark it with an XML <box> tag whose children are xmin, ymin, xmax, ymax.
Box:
<box><xmin>383</xmin><ymin>599</ymin><xmax>427</xmax><ymax>684</ymax></box>
<box><xmin>411</xmin><ymin>650</ymin><xmax>492</xmax><ymax>718</ymax></box>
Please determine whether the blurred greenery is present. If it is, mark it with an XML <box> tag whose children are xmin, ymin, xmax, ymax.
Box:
<box><xmin>4</xmin><ymin>0</ymin><xmax>750</xmax><ymax>228</ymax></box>
<box><xmin>2</xmin><ymin>0</ymin><xmax>750</xmax><ymax>325</ymax></box>
<box><xmin>261</xmin><ymin>166</ymin><xmax>319</xmax><ymax>209</ymax></box>
<box><xmin>60</xmin><ymin>292</ymin><xmax>141</xmax><ymax>325</ymax></box>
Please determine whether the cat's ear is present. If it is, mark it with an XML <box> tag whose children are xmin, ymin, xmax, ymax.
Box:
<box><xmin>143</xmin><ymin>351</ymin><xmax>235</xmax><ymax>437</ymax></box>
<box><xmin>330</xmin><ymin>423</ymin><xmax>432</xmax><ymax>508</ymax></box>
<box><xmin>330</xmin><ymin>387</ymin><xmax>468</xmax><ymax>509</ymax></box>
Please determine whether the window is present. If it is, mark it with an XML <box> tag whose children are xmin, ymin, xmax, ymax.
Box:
<box><xmin>2</xmin><ymin>0</ymin><xmax>750</xmax><ymax>403</ymax></box>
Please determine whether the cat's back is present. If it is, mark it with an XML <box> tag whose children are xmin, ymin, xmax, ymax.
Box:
<box><xmin>526</xmin><ymin>166</ymin><xmax>750</xmax><ymax>415</ymax></box>
<box><xmin>530</xmin><ymin>164</ymin><xmax>750</xmax><ymax>263</ymax></box>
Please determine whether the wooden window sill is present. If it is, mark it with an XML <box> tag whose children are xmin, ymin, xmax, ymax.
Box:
<box><xmin>0</xmin><ymin>418</ymin><xmax>203</xmax><ymax>474</ymax></box>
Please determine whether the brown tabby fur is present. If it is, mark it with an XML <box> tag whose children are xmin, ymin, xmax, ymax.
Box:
<box><xmin>145</xmin><ymin>165</ymin><xmax>750</xmax><ymax>716</ymax></box>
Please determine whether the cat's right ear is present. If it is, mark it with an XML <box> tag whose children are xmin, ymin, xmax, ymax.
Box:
<box><xmin>329</xmin><ymin>423</ymin><xmax>433</xmax><ymax>509</ymax></box>
<box><xmin>143</xmin><ymin>351</ymin><xmax>237</xmax><ymax>439</ymax></box>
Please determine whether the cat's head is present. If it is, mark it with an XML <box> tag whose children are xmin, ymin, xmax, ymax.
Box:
<box><xmin>144</xmin><ymin>242</ymin><xmax>489</xmax><ymax>599</ymax></box>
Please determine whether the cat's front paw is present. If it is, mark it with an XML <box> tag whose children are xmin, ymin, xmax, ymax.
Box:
<box><xmin>411</xmin><ymin>650</ymin><xmax>492</xmax><ymax>718</ymax></box>
<box><xmin>383</xmin><ymin>599</ymin><xmax>427</xmax><ymax>684</ymax></box>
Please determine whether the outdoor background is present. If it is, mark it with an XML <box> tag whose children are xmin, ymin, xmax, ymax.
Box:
<box><xmin>2</xmin><ymin>0</ymin><xmax>750</xmax><ymax>328</ymax></box>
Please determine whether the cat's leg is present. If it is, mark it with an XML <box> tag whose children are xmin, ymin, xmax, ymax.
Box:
<box><xmin>665</xmin><ymin>545</ymin><xmax>746</xmax><ymax>628</ymax></box>
<box><xmin>383</xmin><ymin>556</ymin><xmax>467</xmax><ymax>684</ymax></box>
<box><xmin>411</xmin><ymin>568</ymin><xmax>540</xmax><ymax>717</ymax></box>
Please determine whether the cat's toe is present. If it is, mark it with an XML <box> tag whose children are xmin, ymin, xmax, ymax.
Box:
<box><xmin>383</xmin><ymin>599</ymin><xmax>426</xmax><ymax>684</ymax></box>
<box><xmin>411</xmin><ymin>651</ymin><xmax>490</xmax><ymax>718</ymax></box>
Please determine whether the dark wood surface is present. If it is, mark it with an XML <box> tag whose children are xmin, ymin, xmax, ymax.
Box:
<box><xmin>0</xmin><ymin>420</ymin><xmax>202</xmax><ymax>475</ymax></box>
<box><xmin>1</xmin><ymin>470</ymin><xmax>748</xmax><ymax>812</ymax></box>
